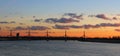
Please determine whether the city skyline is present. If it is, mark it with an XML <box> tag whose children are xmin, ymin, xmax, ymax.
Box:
<box><xmin>0</xmin><ymin>0</ymin><xmax>120</xmax><ymax>37</ymax></box>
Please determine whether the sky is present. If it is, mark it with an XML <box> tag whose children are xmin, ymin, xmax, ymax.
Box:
<box><xmin>0</xmin><ymin>0</ymin><xmax>120</xmax><ymax>37</ymax></box>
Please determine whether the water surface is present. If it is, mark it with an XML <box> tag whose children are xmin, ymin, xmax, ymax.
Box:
<box><xmin>0</xmin><ymin>41</ymin><xmax>120</xmax><ymax>56</ymax></box>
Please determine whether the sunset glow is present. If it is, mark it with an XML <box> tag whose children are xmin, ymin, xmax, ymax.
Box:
<box><xmin>1</xmin><ymin>0</ymin><xmax>120</xmax><ymax>38</ymax></box>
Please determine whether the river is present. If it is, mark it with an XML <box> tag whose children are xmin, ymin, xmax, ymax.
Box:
<box><xmin>0</xmin><ymin>40</ymin><xmax>120</xmax><ymax>56</ymax></box>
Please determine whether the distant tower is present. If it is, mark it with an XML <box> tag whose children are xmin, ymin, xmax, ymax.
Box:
<box><xmin>0</xmin><ymin>27</ymin><xmax>1</xmax><ymax>36</ymax></box>
<box><xmin>83</xmin><ymin>31</ymin><xmax>86</xmax><ymax>38</ymax></box>
<box><xmin>16</xmin><ymin>33</ymin><xmax>20</xmax><ymax>38</ymax></box>
<box><xmin>46</xmin><ymin>30</ymin><xmax>49</xmax><ymax>41</ymax></box>
<box><xmin>28</xmin><ymin>27</ymin><xmax>31</xmax><ymax>37</ymax></box>
<box><xmin>65</xmin><ymin>30</ymin><xmax>67</xmax><ymax>41</ymax></box>
<box><xmin>65</xmin><ymin>30</ymin><xmax>67</xmax><ymax>37</ymax></box>
<box><xmin>10</xmin><ymin>30</ymin><xmax>13</xmax><ymax>37</ymax></box>
<box><xmin>46</xmin><ymin>30</ymin><xmax>49</xmax><ymax>37</ymax></box>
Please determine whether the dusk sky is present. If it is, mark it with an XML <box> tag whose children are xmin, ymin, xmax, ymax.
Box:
<box><xmin>0</xmin><ymin>0</ymin><xmax>120</xmax><ymax>37</ymax></box>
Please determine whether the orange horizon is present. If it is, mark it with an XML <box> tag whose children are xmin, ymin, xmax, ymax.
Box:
<box><xmin>0</xmin><ymin>29</ymin><xmax>120</xmax><ymax>38</ymax></box>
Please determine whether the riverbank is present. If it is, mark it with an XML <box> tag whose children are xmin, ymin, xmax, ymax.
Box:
<box><xmin>0</xmin><ymin>36</ymin><xmax>120</xmax><ymax>43</ymax></box>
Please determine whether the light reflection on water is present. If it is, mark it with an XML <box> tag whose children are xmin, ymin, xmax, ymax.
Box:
<box><xmin>0</xmin><ymin>40</ymin><xmax>120</xmax><ymax>56</ymax></box>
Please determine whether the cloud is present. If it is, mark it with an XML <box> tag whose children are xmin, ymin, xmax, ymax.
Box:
<box><xmin>33</xmin><ymin>16</ymin><xmax>36</xmax><ymax>18</ymax></box>
<box><xmin>20</xmin><ymin>17</ymin><xmax>24</xmax><ymax>19</ymax></box>
<box><xmin>34</xmin><ymin>19</ymin><xmax>42</xmax><ymax>22</ymax></box>
<box><xmin>30</xmin><ymin>26</ymin><xmax>50</xmax><ymax>30</ymax></box>
<box><xmin>45</xmin><ymin>18</ymin><xmax>58</xmax><ymax>23</ymax></box>
<box><xmin>25</xmin><ymin>32</ymin><xmax>39</xmax><ymax>34</ymax></box>
<box><xmin>83</xmin><ymin>24</ymin><xmax>96</xmax><ymax>29</ymax></box>
<box><xmin>112</xmin><ymin>17</ymin><xmax>117</xmax><ymax>20</ymax></box>
<box><xmin>53</xmin><ymin>24</ymin><xmax>92</xmax><ymax>29</ymax></box>
<box><xmin>88</xmin><ymin>15</ymin><xmax>95</xmax><ymax>17</ymax></box>
<box><xmin>115</xmin><ymin>29</ymin><xmax>120</xmax><ymax>32</ymax></box>
<box><xmin>70</xmin><ymin>25</ymin><xmax>83</xmax><ymax>28</ymax></box>
<box><xmin>44</xmin><ymin>13</ymin><xmax>84</xmax><ymax>23</ymax></box>
<box><xmin>45</xmin><ymin>18</ymin><xmax>79</xmax><ymax>23</ymax></box>
<box><xmin>58</xmin><ymin>18</ymin><xmax>79</xmax><ymax>23</ymax></box>
<box><xmin>14</xmin><ymin>26</ymin><xmax>27</xmax><ymax>30</ymax></box>
<box><xmin>83</xmin><ymin>23</ymin><xmax>120</xmax><ymax>29</ymax></box>
<box><xmin>19</xmin><ymin>23</ymin><xmax>25</xmax><ymax>25</ymax></box>
<box><xmin>64</xmin><ymin>13</ymin><xmax>83</xmax><ymax>19</ymax></box>
<box><xmin>0</xmin><ymin>21</ymin><xmax>9</xmax><ymax>24</ymax></box>
<box><xmin>94</xmin><ymin>14</ymin><xmax>118</xmax><ymax>20</ymax></box>
<box><xmin>64</xmin><ymin>13</ymin><xmax>76</xmax><ymax>17</ymax></box>
<box><xmin>10</xmin><ymin>21</ymin><xmax>16</xmax><ymax>23</ymax></box>
<box><xmin>53</xmin><ymin>24</ymin><xmax>82</xmax><ymax>29</ymax></box>
<box><xmin>14</xmin><ymin>26</ymin><xmax>50</xmax><ymax>30</ymax></box>
<box><xmin>116</xmin><ymin>14</ymin><xmax>120</xmax><ymax>16</ymax></box>
<box><xmin>53</xmin><ymin>24</ymin><xmax>70</xmax><ymax>29</ymax></box>
<box><xmin>53</xmin><ymin>23</ymin><xmax>120</xmax><ymax>29</ymax></box>
<box><xmin>96</xmin><ymin>14</ymin><xmax>110</xmax><ymax>20</ymax></box>
<box><xmin>0</xmin><ymin>21</ymin><xmax>16</xmax><ymax>24</ymax></box>
<box><xmin>53</xmin><ymin>24</ymin><xmax>94</xmax><ymax>29</ymax></box>
<box><xmin>4</xmin><ymin>16</ymin><xmax>8</xmax><ymax>18</ymax></box>
<box><xmin>99</xmin><ymin>23</ymin><xmax>120</xmax><ymax>27</ymax></box>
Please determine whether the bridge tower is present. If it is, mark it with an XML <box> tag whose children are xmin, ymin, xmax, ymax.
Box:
<box><xmin>83</xmin><ymin>31</ymin><xmax>86</xmax><ymax>38</ymax></box>
<box><xmin>46</xmin><ymin>30</ymin><xmax>49</xmax><ymax>41</ymax></box>
<box><xmin>10</xmin><ymin>30</ymin><xmax>13</xmax><ymax>37</ymax></box>
<box><xmin>28</xmin><ymin>27</ymin><xmax>31</xmax><ymax>37</ymax></box>
<box><xmin>46</xmin><ymin>30</ymin><xmax>49</xmax><ymax>37</ymax></box>
<box><xmin>65</xmin><ymin>30</ymin><xmax>67</xmax><ymax>41</ymax></box>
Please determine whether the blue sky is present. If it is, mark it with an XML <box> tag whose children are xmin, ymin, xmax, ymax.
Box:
<box><xmin>1</xmin><ymin>0</ymin><xmax>120</xmax><ymax>17</ymax></box>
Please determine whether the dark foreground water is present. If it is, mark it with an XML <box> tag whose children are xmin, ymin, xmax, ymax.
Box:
<box><xmin>0</xmin><ymin>41</ymin><xmax>120</xmax><ymax>56</ymax></box>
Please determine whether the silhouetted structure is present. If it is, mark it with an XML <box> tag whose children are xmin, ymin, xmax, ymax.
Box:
<box><xmin>65</xmin><ymin>30</ymin><xmax>67</xmax><ymax>37</ymax></box>
<box><xmin>1</xmin><ymin>29</ymin><xmax>120</xmax><ymax>43</ymax></box>
<box><xmin>16</xmin><ymin>33</ymin><xmax>20</xmax><ymax>38</ymax></box>
<box><xmin>83</xmin><ymin>31</ymin><xmax>86</xmax><ymax>38</ymax></box>
<box><xmin>46</xmin><ymin>30</ymin><xmax>49</xmax><ymax>37</ymax></box>
<box><xmin>28</xmin><ymin>27</ymin><xmax>31</xmax><ymax>37</ymax></box>
<box><xmin>10</xmin><ymin>30</ymin><xmax>13</xmax><ymax>37</ymax></box>
<box><xmin>0</xmin><ymin>28</ymin><xmax>1</xmax><ymax>36</ymax></box>
<box><xmin>46</xmin><ymin>30</ymin><xmax>49</xmax><ymax>41</ymax></box>
<box><xmin>64</xmin><ymin>30</ymin><xmax>67</xmax><ymax>41</ymax></box>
